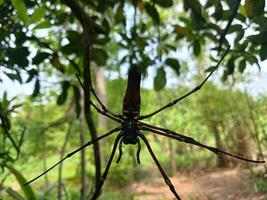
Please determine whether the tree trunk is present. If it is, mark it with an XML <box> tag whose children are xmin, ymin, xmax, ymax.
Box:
<box><xmin>96</xmin><ymin>67</ymin><xmax>107</xmax><ymax>129</ymax></box>
<box><xmin>60</xmin><ymin>0</ymin><xmax>103</xmax><ymax>196</ymax></box>
<box><xmin>243</xmin><ymin>88</ymin><xmax>267</xmax><ymax>172</ymax></box>
<box><xmin>79</xmin><ymin>90</ymin><xmax>88</xmax><ymax>200</ymax></box>
<box><xmin>40</xmin><ymin>103</ymin><xmax>49</xmax><ymax>188</ymax></box>
<box><xmin>95</xmin><ymin>67</ymin><xmax>107</xmax><ymax>167</ymax></box>
<box><xmin>58</xmin><ymin>122</ymin><xmax>72</xmax><ymax>200</ymax></box>
<box><xmin>211</xmin><ymin>122</ymin><xmax>229</xmax><ymax>167</ymax></box>
<box><xmin>169</xmin><ymin>140</ymin><xmax>176</xmax><ymax>176</ymax></box>
<box><xmin>83</xmin><ymin>49</ymin><xmax>102</xmax><ymax>195</ymax></box>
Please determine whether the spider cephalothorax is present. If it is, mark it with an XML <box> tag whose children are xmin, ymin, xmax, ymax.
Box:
<box><xmin>121</xmin><ymin>120</ymin><xmax>139</xmax><ymax>145</ymax></box>
<box><xmin>25</xmin><ymin>47</ymin><xmax>265</xmax><ymax>200</ymax></box>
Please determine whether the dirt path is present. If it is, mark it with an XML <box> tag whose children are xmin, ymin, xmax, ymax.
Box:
<box><xmin>129</xmin><ymin>169</ymin><xmax>267</xmax><ymax>200</ymax></box>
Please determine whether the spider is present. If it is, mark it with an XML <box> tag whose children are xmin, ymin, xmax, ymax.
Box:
<box><xmin>25</xmin><ymin>45</ymin><xmax>265</xmax><ymax>200</ymax></box>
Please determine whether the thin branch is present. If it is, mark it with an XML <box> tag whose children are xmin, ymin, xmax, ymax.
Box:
<box><xmin>217</xmin><ymin>0</ymin><xmax>241</xmax><ymax>54</ymax></box>
<box><xmin>61</xmin><ymin>0</ymin><xmax>107</xmax><ymax>35</ymax></box>
<box><xmin>58</xmin><ymin>122</ymin><xmax>72</xmax><ymax>200</ymax></box>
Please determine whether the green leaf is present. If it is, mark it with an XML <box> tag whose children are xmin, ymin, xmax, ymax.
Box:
<box><xmin>73</xmin><ymin>86</ymin><xmax>81</xmax><ymax>118</ymax></box>
<box><xmin>228</xmin><ymin>24</ymin><xmax>243</xmax><ymax>34</ymax></box>
<box><xmin>248</xmin><ymin>32</ymin><xmax>267</xmax><ymax>45</ymax></box>
<box><xmin>227</xmin><ymin>57</ymin><xmax>235</xmax><ymax>75</ymax></box>
<box><xmin>260</xmin><ymin>44</ymin><xmax>267</xmax><ymax>61</ymax></box>
<box><xmin>51</xmin><ymin>56</ymin><xmax>65</xmax><ymax>72</ymax></box>
<box><xmin>4</xmin><ymin>72</ymin><xmax>22</xmax><ymax>83</ymax></box>
<box><xmin>154</xmin><ymin>67</ymin><xmax>166</xmax><ymax>91</ymax></box>
<box><xmin>57</xmin><ymin>81</ymin><xmax>70</xmax><ymax>105</ymax></box>
<box><xmin>135</xmin><ymin>36</ymin><xmax>146</xmax><ymax>51</ymax></box>
<box><xmin>91</xmin><ymin>48</ymin><xmax>108</xmax><ymax>66</ymax></box>
<box><xmin>234</xmin><ymin>30</ymin><xmax>244</xmax><ymax>45</ymax></box>
<box><xmin>165</xmin><ymin>58</ymin><xmax>180</xmax><ymax>75</ymax></box>
<box><xmin>32</xmin><ymin>52</ymin><xmax>50</xmax><ymax>65</ymax></box>
<box><xmin>222</xmin><ymin>70</ymin><xmax>228</xmax><ymax>82</ymax></box>
<box><xmin>61</xmin><ymin>43</ymin><xmax>82</xmax><ymax>55</ymax></box>
<box><xmin>97</xmin><ymin>0</ymin><xmax>108</xmax><ymax>12</ymax></box>
<box><xmin>9</xmin><ymin>47</ymin><xmax>29</xmax><ymax>67</ymax></box>
<box><xmin>238</xmin><ymin>59</ymin><xmax>246</xmax><ymax>73</ymax></box>
<box><xmin>205</xmin><ymin>66</ymin><xmax>217</xmax><ymax>72</ymax></box>
<box><xmin>144</xmin><ymin>2</ymin><xmax>160</xmax><ymax>25</ymax></box>
<box><xmin>245</xmin><ymin>0</ymin><xmax>265</xmax><ymax>18</ymax></box>
<box><xmin>34</xmin><ymin>20</ymin><xmax>52</xmax><ymax>29</ymax></box>
<box><xmin>193</xmin><ymin>40</ymin><xmax>201</xmax><ymax>56</ymax></box>
<box><xmin>212</xmin><ymin>2</ymin><xmax>223</xmax><ymax>20</ymax></box>
<box><xmin>154</xmin><ymin>0</ymin><xmax>173</xmax><ymax>8</ymax></box>
<box><xmin>237</xmin><ymin>40</ymin><xmax>248</xmax><ymax>52</ymax></box>
<box><xmin>11</xmin><ymin>0</ymin><xmax>28</xmax><ymax>24</ymax></box>
<box><xmin>115</xmin><ymin>3</ymin><xmax>124</xmax><ymax>24</ymax></box>
<box><xmin>102</xmin><ymin>18</ymin><xmax>110</xmax><ymax>34</ymax></box>
<box><xmin>0</xmin><ymin>0</ymin><xmax>4</xmax><ymax>5</ymax></box>
<box><xmin>173</xmin><ymin>24</ymin><xmax>189</xmax><ymax>36</ymax></box>
<box><xmin>32</xmin><ymin>79</ymin><xmax>40</xmax><ymax>97</ymax></box>
<box><xmin>7</xmin><ymin>165</ymin><xmax>37</xmax><ymax>200</ymax></box>
<box><xmin>26</xmin><ymin>69</ymin><xmax>38</xmax><ymax>83</ymax></box>
<box><xmin>185</xmin><ymin>0</ymin><xmax>203</xmax><ymax>19</ymax></box>
<box><xmin>30</xmin><ymin>6</ymin><xmax>46</xmax><ymax>24</ymax></box>
<box><xmin>243</xmin><ymin>52</ymin><xmax>258</xmax><ymax>65</ymax></box>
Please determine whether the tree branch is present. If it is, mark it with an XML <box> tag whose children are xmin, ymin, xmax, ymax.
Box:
<box><xmin>61</xmin><ymin>0</ymin><xmax>107</xmax><ymax>35</ymax></box>
<box><xmin>60</xmin><ymin>0</ymin><xmax>103</xmax><ymax>195</ymax></box>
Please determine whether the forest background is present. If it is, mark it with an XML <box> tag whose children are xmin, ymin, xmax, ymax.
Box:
<box><xmin>0</xmin><ymin>0</ymin><xmax>267</xmax><ymax>199</ymax></box>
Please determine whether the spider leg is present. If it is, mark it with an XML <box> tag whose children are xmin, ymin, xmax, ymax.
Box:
<box><xmin>136</xmin><ymin>138</ymin><xmax>141</xmax><ymax>164</ymax></box>
<box><xmin>24</xmin><ymin>126</ymin><xmax>122</xmax><ymax>186</ymax></box>
<box><xmin>91</xmin><ymin>132</ymin><xmax>124</xmax><ymax>200</ymax></box>
<box><xmin>116</xmin><ymin>135</ymin><xmax>124</xmax><ymax>163</ymax></box>
<box><xmin>138</xmin><ymin>134</ymin><xmax>181</xmax><ymax>200</ymax></box>
<box><xmin>76</xmin><ymin>74</ymin><xmax>123</xmax><ymax>121</ymax></box>
<box><xmin>139</xmin><ymin>45</ymin><xmax>230</xmax><ymax>120</ymax></box>
<box><xmin>140</xmin><ymin>123</ymin><xmax>265</xmax><ymax>164</ymax></box>
<box><xmin>89</xmin><ymin>99</ymin><xmax>123</xmax><ymax>123</ymax></box>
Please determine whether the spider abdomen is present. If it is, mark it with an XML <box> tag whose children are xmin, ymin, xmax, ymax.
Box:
<box><xmin>122</xmin><ymin>64</ymin><xmax>141</xmax><ymax>118</ymax></box>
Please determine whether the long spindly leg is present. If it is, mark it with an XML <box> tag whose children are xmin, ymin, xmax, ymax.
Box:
<box><xmin>76</xmin><ymin>74</ymin><xmax>123</xmax><ymax>121</ymax></box>
<box><xmin>139</xmin><ymin>45</ymin><xmax>230</xmax><ymax>120</ymax></box>
<box><xmin>116</xmin><ymin>136</ymin><xmax>124</xmax><ymax>163</ymax></box>
<box><xmin>139</xmin><ymin>134</ymin><xmax>181</xmax><ymax>200</ymax></box>
<box><xmin>91</xmin><ymin>133</ymin><xmax>124</xmax><ymax>200</ymax></box>
<box><xmin>89</xmin><ymin>99</ymin><xmax>123</xmax><ymax>123</ymax></box>
<box><xmin>136</xmin><ymin>138</ymin><xmax>141</xmax><ymax>164</ymax></box>
<box><xmin>140</xmin><ymin>123</ymin><xmax>265</xmax><ymax>163</ymax></box>
<box><xmin>24</xmin><ymin>126</ymin><xmax>122</xmax><ymax>186</ymax></box>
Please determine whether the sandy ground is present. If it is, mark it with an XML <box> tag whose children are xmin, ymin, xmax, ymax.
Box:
<box><xmin>128</xmin><ymin>169</ymin><xmax>267</xmax><ymax>200</ymax></box>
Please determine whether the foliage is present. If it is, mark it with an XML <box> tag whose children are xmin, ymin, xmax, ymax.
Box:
<box><xmin>249</xmin><ymin>172</ymin><xmax>267</xmax><ymax>193</ymax></box>
<box><xmin>1</xmin><ymin>0</ymin><xmax>266</xmax><ymax>98</ymax></box>
<box><xmin>1</xmin><ymin>0</ymin><xmax>267</xmax><ymax>199</ymax></box>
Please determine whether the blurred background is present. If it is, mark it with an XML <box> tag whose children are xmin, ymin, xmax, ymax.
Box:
<box><xmin>0</xmin><ymin>0</ymin><xmax>267</xmax><ymax>199</ymax></box>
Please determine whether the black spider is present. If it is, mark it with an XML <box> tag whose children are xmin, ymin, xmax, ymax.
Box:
<box><xmin>25</xmin><ymin>45</ymin><xmax>265</xmax><ymax>200</ymax></box>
